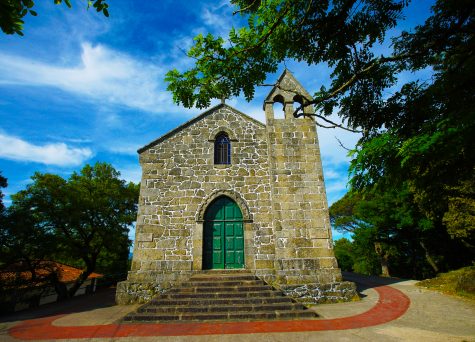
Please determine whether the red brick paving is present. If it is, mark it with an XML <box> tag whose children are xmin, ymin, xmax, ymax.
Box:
<box><xmin>9</xmin><ymin>284</ymin><xmax>410</xmax><ymax>340</ymax></box>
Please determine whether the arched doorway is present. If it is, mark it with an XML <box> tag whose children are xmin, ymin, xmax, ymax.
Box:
<box><xmin>203</xmin><ymin>196</ymin><xmax>244</xmax><ymax>269</ymax></box>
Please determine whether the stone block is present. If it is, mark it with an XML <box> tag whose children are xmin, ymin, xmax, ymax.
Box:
<box><xmin>255</xmin><ymin>259</ymin><xmax>274</xmax><ymax>269</ymax></box>
<box><xmin>318</xmin><ymin>257</ymin><xmax>338</xmax><ymax>268</ymax></box>
<box><xmin>140</xmin><ymin>261</ymin><xmax>159</xmax><ymax>270</ymax></box>
<box><xmin>139</xmin><ymin>241</ymin><xmax>156</xmax><ymax>248</ymax></box>
<box><xmin>289</xmin><ymin>238</ymin><xmax>313</xmax><ymax>248</ymax></box>
<box><xmin>312</xmin><ymin>239</ymin><xmax>331</xmax><ymax>249</ymax></box>
<box><xmin>139</xmin><ymin>225</ymin><xmax>165</xmax><ymax>235</ymax></box>
<box><xmin>295</xmin><ymin>248</ymin><xmax>321</xmax><ymax>258</ymax></box>
<box><xmin>308</xmin><ymin>228</ymin><xmax>329</xmax><ymax>239</ymax></box>
<box><xmin>258</xmin><ymin>244</ymin><xmax>275</xmax><ymax>254</ymax></box>
<box><xmin>134</xmin><ymin>249</ymin><xmax>164</xmax><ymax>260</ymax></box>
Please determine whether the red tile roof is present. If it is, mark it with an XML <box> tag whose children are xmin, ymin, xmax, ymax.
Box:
<box><xmin>0</xmin><ymin>260</ymin><xmax>102</xmax><ymax>285</ymax></box>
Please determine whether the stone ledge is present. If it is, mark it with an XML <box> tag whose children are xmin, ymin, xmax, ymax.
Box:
<box><xmin>115</xmin><ymin>281</ymin><xmax>165</xmax><ymax>305</ymax></box>
<box><xmin>278</xmin><ymin>281</ymin><xmax>359</xmax><ymax>304</ymax></box>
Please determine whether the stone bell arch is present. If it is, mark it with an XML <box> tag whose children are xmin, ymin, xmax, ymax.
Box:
<box><xmin>264</xmin><ymin>69</ymin><xmax>316</xmax><ymax>121</ymax></box>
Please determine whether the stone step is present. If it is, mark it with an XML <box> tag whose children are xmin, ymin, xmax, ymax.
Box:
<box><xmin>122</xmin><ymin>270</ymin><xmax>317</xmax><ymax>323</ymax></box>
<box><xmin>139</xmin><ymin>302</ymin><xmax>307</xmax><ymax>314</ymax></box>
<box><xmin>148</xmin><ymin>296</ymin><xmax>295</xmax><ymax>306</ymax></box>
<box><xmin>124</xmin><ymin>309</ymin><xmax>317</xmax><ymax>322</ymax></box>
<box><xmin>182</xmin><ymin>279</ymin><xmax>265</xmax><ymax>287</ymax></box>
<box><xmin>161</xmin><ymin>290</ymin><xmax>284</xmax><ymax>299</ymax></box>
<box><xmin>189</xmin><ymin>274</ymin><xmax>258</xmax><ymax>282</ymax></box>
<box><xmin>168</xmin><ymin>284</ymin><xmax>273</xmax><ymax>293</ymax></box>
<box><xmin>198</xmin><ymin>269</ymin><xmax>249</xmax><ymax>274</ymax></box>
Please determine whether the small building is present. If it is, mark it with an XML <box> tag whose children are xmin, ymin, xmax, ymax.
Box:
<box><xmin>0</xmin><ymin>261</ymin><xmax>102</xmax><ymax>313</ymax></box>
<box><xmin>116</xmin><ymin>71</ymin><xmax>356</xmax><ymax>304</ymax></box>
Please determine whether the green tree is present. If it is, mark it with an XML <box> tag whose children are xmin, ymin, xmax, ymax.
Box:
<box><xmin>329</xmin><ymin>192</ymin><xmax>364</xmax><ymax>235</ymax></box>
<box><xmin>330</xmin><ymin>193</ymin><xmax>382</xmax><ymax>276</ymax></box>
<box><xmin>443</xmin><ymin>175</ymin><xmax>475</xmax><ymax>248</ymax></box>
<box><xmin>330</xmin><ymin>186</ymin><xmax>467</xmax><ymax>279</ymax></box>
<box><xmin>0</xmin><ymin>202</ymin><xmax>59</xmax><ymax>291</ymax></box>
<box><xmin>3</xmin><ymin>162</ymin><xmax>139</xmax><ymax>299</ymax></box>
<box><xmin>351</xmin><ymin>226</ymin><xmax>380</xmax><ymax>276</ymax></box>
<box><xmin>0</xmin><ymin>0</ymin><xmax>110</xmax><ymax>36</ymax></box>
<box><xmin>333</xmin><ymin>238</ymin><xmax>354</xmax><ymax>272</ymax></box>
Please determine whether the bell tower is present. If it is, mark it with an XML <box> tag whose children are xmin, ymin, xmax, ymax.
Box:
<box><xmin>265</xmin><ymin>70</ymin><xmax>343</xmax><ymax>287</ymax></box>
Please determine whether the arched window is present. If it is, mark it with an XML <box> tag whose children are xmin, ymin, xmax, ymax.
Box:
<box><xmin>214</xmin><ymin>133</ymin><xmax>231</xmax><ymax>164</ymax></box>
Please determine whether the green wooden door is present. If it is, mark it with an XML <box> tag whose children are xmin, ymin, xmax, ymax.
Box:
<box><xmin>203</xmin><ymin>197</ymin><xmax>244</xmax><ymax>269</ymax></box>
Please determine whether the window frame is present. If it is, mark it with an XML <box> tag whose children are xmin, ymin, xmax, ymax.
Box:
<box><xmin>214</xmin><ymin>133</ymin><xmax>231</xmax><ymax>165</ymax></box>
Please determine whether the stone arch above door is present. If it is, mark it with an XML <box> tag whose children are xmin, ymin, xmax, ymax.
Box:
<box><xmin>196</xmin><ymin>190</ymin><xmax>253</xmax><ymax>223</ymax></box>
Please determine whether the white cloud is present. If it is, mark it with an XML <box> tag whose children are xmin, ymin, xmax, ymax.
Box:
<box><xmin>0</xmin><ymin>43</ymin><xmax>188</xmax><ymax>115</ymax></box>
<box><xmin>117</xmin><ymin>165</ymin><xmax>142</xmax><ymax>184</ymax></box>
<box><xmin>108</xmin><ymin>144</ymin><xmax>139</xmax><ymax>156</ymax></box>
<box><xmin>324</xmin><ymin>169</ymin><xmax>342</xmax><ymax>180</ymax></box>
<box><xmin>0</xmin><ymin>132</ymin><xmax>92</xmax><ymax>166</ymax></box>
<box><xmin>55</xmin><ymin>137</ymin><xmax>93</xmax><ymax>144</ymax></box>
<box><xmin>326</xmin><ymin>178</ymin><xmax>349</xmax><ymax>195</ymax></box>
<box><xmin>201</xmin><ymin>8</ymin><xmax>230</xmax><ymax>35</ymax></box>
<box><xmin>200</xmin><ymin>1</ymin><xmax>234</xmax><ymax>37</ymax></box>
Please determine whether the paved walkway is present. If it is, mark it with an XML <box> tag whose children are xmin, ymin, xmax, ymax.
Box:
<box><xmin>1</xmin><ymin>273</ymin><xmax>474</xmax><ymax>341</ymax></box>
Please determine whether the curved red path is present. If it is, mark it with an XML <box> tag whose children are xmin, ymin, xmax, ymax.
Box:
<box><xmin>9</xmin><ymin>284</ymin><xmax>410</xmax><ymax>340</ymax></box>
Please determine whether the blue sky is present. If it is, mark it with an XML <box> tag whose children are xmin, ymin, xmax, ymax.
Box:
<box><xmin>0</xmin><ymin>0</ymin><xmax>435</xmax><ymax>242</ymax></box>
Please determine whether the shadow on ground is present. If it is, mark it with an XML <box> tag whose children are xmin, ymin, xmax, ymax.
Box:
<box><xmin>0</xmin><ymin>287</ymin><xmax>117</xmax><ymax>324</ymax></box>
<box><xmin>343</xmin><ymin>271</ymin><xmax>411</xmax><ymax>298</ymax></box>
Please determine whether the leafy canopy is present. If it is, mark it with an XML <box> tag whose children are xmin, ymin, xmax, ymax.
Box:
<box><xmin>166</xmin><ymin>0</ymin><xmax>408</xmax><ymax>122</ymax></box>
<box><xmin>169</xmin><ymin>0</ymin><xmax>475</xmax><ymax>266</ymax></box>
<box><xmin>348</xmin><ymin>0</ymin><xmax>475</xmax><ymax>250</ymax></box>
<box><xmin>1</xmin><ymin>162</ymin><xmax>139</xmax><ymax>298</ymax></box>
<box><xmin>0</xmin><ymin>0</ymin><xmax>110</xmax><ymax>36</ymax></box>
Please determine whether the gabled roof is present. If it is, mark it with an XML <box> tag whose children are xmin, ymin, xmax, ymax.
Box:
<box><xmin>264</xmin><ymin>69</ymin><xmax>313</xmax><ymax>107</ymax></box>
<box><xmin>138</xmin><ymin>103</ymin><xmax>265</xmax><ymax>154</ymax></box>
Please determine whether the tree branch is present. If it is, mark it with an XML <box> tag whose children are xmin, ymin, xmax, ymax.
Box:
<box><xmin>335</xmin><ymin>136</ymin><xmax>352</xmax><ymax>151</ymax></box>
<box><xmin>227</xmin><ymin>2</ymin><xmax>292</xmax><ymax>58</ymax></box>
<box><xmin>313</xmin><ymin>114</ymin><xmax>362</xmax><ymax>133</ymax></box>
<box><xmin>290</xmin><ymin>51</ymin><xmax>425</xmax><ymax>121</ymax></box>
<box><xmin>311</xmin><ymin>53</ymin><xmax>417</xmax><ymax>105</ymax></box>
<box><xmin>233</xmin><ymin>0</ymin><xmax>259</xmax><ymax>15</ymax></box>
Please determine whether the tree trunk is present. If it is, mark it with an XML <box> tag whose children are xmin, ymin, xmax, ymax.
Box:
<box><xmin>374</xmin><ymin>242</ymin><xmax>390</xmax><ymax>277</ymax></box>
<box><xmin>380</xmin><ymin>253</ymin><xmax>390</xmax><ymax>277</ymax></box>
<box><xmin>67</xmin><ymin>269</ymin><xmax>93</xmax><ymax>298</ymax></box>
<box><xmin>419</xmin><ymin>241</ymin><xmax>439</xmax><ymax>273</ymax></box>
<box><xmin>68</xmin><ymin>255</ymin><xmax>97</xmax><ymax>298</ymax></box>
<box><xmin>55</xmin><ymin>282</ymin><xmax>69</xmax><ymax>301</ymax></box>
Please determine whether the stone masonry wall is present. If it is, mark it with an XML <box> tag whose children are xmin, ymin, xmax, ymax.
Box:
<box><xmin>122</xmin><ymin>105</ymin><xmax>275</xmax><ymax>295</ymax></box>
<box><xmin>266</xmin><ymin>117</ymin><xmax>342</xmax><ymax>285</ymax></box>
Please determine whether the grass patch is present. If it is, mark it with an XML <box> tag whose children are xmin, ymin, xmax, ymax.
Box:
<box><xmin>416</xmin><ymin>266</ymin><xmax>475</xmax><ymax>300</ymax></box>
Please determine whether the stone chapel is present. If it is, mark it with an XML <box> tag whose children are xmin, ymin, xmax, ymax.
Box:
<box><xmin>116</xmin><ymin>70</ymin><xmax>357</xmax><ymax>305</ymax></box>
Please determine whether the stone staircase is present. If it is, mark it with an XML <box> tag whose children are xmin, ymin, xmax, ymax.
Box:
<box><xmin>123</xmin><ymin>270</ymin><xmax>317</xmax><ymax>322</ymax></box>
